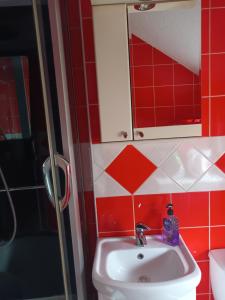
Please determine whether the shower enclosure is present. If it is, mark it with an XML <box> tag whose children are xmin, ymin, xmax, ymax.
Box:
<box><xmin>0</xmin><ymin>0</ymin><xmax>86</xmax><ymax>299</ymax></box>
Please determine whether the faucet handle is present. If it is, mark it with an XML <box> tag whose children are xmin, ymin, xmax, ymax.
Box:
<box><xmin>135</xmin><ymin>223</ymin><xmax>151</xmax><ymax>232</ymax></box>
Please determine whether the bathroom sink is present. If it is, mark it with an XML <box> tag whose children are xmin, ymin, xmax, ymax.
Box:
<box><xmin>93</xmin><ymin>235</ymin><xmax>201</xmax><ymax>300</ymax></box>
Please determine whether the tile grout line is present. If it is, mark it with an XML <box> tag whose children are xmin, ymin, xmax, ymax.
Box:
<box><xmin>209</xmin><ymin>191</ymin><xmax>211</xmax><ymax>299</ymax></box>
<box><xmin>132</xmin><ymin>194</ymin><xmax>136</xmax><ymax>234</ymax></box>
<box><xmin>209</xmin><ymin>0</ymin><xmax>211</xmax><ymax>137</ymax></box>
<box><xmin>133</xmin><ymin>83</ymin><xmax>200</xmax><ymax>87</ymax></box>
<box><xmin>152</xmin><ymin>45</ymin><xmax>156</xmax><ymax>126</ymax></box>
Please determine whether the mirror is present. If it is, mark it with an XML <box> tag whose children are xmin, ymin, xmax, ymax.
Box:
<box><xmin>0</xmin><ymin>56</ymin><xmax>31</xmax><ymax>141</ymax></box>
<box><xmin>128</xmin><ymin>0</ymin><xmax>201</xmax><ymax>130</ymax></box>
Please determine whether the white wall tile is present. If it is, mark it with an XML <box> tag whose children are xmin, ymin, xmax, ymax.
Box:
<box><xmin>91</xmin><ymin>137</ymin><xmax>225</xmax><ymax>197</ymax></box>
<box><xmin>193</xmin><ymin>136</ymin><xmax>225</xmax><ymax>163</ymax></box>
<box><xmin>189</xmin><ymin>165</ymin><xmax>225</xmax><ymax>192</ymax></box>
<box><xmin>135</xmin><ymin>168</ymin><xmax>184</xmax><ymax>195</ymax></box>
<box><xmin>94</xmin><ymin>172</ymin><xmax>130</xmax><ymax>197</ymax></box>
<box><xmin>134</xmin><ymin>140</ymin><xmax>180</xmax><ymax>166</ymax></box>
<box><xmin>160</xmin><ymin>142</ymin><xmax>212</xmax><ymax>190</ymax></box>
<box><xmin>92</xmin><ymin>142</ymin><xmax>128</xmax><ymax>169</ymax></box>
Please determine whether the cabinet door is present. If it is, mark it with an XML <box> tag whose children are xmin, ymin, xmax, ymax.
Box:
<box><xmin>92</xmin><ymin>2</ymin><xmax>202</xmax><ymax>142</ymax></box>
<box><xmin>92</xmin><ymin>4</ymin><xmax>133</xmax><ymax>142</ymax></box>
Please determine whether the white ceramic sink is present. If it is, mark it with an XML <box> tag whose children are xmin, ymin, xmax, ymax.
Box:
<box><xmin>93</xmin><ymin>235</ymin><xmax>201</xmax><ymax>300</ymax></box>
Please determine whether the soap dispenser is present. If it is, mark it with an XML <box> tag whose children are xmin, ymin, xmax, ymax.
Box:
<box><xmin>162</xmin><ymin>203</ymin><xmax>179</xmax><ymax>246</ymax></box>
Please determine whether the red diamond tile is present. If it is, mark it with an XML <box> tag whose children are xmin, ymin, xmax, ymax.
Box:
<box><xmin>215</xmin><ymin>153</ymin><xmax>225</xmax><ymax>173</ymax></box>
<box><xmin>105</xmin><ymin>145</ymin><xmax>157</xmax><ymax>194</ymax></box>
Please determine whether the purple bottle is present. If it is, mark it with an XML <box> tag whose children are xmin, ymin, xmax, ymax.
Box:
<box><xmin>162</xmin><ymin>203</ymin><xmax>179</xmax><ymax>246</ymax></box>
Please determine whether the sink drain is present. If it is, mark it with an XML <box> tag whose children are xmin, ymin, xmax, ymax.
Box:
<box><xmin>138</xmin><ymin>275</ymin><xmax>151</xmax><ymax>282</ymax></box>
<box><xmin>137</xmin><ymin>253</ymin><xmax>144</xmax><ymax>260</ymax></box>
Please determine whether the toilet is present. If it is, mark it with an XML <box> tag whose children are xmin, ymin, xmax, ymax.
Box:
<box><xmin>209</xmin><ymin>249</ymin><xmax>225</xmax><ymax>300</ymax></box>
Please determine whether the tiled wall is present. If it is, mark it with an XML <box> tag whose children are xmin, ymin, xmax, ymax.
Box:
<box><xmin>74</xmin><ymin>0</ymin><xmax>225</xmax><ymax>299</ymax></box>
<box><xmin>80</xmin><ymin>0</ymin><xmax>225</xmax><ymax>143</ymax></box>
<box><xmin>201</xmin><ymin>0</ymin><xmax>225</xmax><ymax>136</ymax></box>
<box><xmin>59</xmin><ymin>0</ymin><xmax>97</xmax><ymax>298</ymax></box>
<box><xmin>92</xmin><ymin>137</ymin><xmax>225</xmax><ymax>300</ymax></box>
<box><xmin>129</xmin><ymin>34</ymin><xmax>201</xmax><ymax>128</ymax></box>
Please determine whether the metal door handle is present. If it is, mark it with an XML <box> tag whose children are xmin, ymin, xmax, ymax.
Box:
<box><xmin>42</xmin><ymin>154</ymin><xmax>71</xmax><ymax>211</ymax></box>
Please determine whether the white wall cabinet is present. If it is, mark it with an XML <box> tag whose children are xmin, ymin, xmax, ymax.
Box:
<box><xmin>92</xmin><ymin>3</ymin><xmax>202</xmax><ymax>143</ymax></box>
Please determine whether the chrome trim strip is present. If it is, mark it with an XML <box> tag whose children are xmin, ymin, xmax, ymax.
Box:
<box><xmin>0</xmin><ymin>185</ymin><xmax>46</xmax><ymax>193</ymax></box>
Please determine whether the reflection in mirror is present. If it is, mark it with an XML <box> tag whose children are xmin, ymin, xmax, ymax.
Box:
<box><xmin>0</xmin><ymin>56</ymin><xmax>31</xmax><ymax>140</ymax></box>
<box><xmin>128</xmin><ymin>0</ymin><xmax>201</xmax><ymax>129</ymax></box>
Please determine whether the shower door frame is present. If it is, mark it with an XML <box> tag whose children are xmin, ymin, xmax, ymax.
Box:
<box><xmin>32</xmin><ymin>1</ymin><xmax>87</xmax><ymax>299</ymax></box>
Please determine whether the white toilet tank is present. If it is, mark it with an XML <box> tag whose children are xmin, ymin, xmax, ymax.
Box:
<box><xmin>209</xmin><ymin>249</ymin><xmax>225</xmax><ymax>300</ymax></box>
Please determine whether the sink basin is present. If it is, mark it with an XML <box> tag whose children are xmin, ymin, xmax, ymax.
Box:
<box><xmin>93</xmin><ymin>235</ymin><xmax>201</xmax><ymax>300</ymax></box>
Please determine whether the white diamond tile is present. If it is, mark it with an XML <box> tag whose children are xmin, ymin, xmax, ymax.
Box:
<box><xmin>93</xmin><ymin>163</ymin><xmax>103</xmax><ymax>181</ymax></box>
<box><xmin>134</xmin><ymin>140</ymin><xmax>180</xmax><ymax>166</ymax></box>
<box><xmin>92</xmin><ymin>142</ymin><xmax>128</xmax><ymax>169</ymax></box>
<box><xmin>135</xmin><ymin>169</ymin><xmax>184</xmax><ymax>195</ymax></box>
<box><xmin>160</xmin><ymin>142</ymin><xmax>212</xmax><ymax>190</ymax></box>
<box><xmin>193</xmin><ymin>136</ymin><xmax>225</xmax><ymax>163</ymax></box>
<box><xmin>189</xmin><ymin>165</ymin><xmax>225</xmax><ymax>192</ymax></box>
<box><xmin>94</xmin><ymin>172</ymin><xmax>130</xmax><ymax>197</ymax></box>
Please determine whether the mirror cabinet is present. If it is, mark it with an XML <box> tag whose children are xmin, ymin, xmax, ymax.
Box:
<box><xmin>92</xmin><ymin>0</ymin><xmax>201</xmax><ymax>142</ymax></box>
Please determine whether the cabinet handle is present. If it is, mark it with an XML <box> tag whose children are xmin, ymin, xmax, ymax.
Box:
<box><xmin>120</xmin><ymin>131</ymin><xmax>128</xmax><ymax>139</ymax></box>
<box><xmin>136</xmin><ymin>131</ymin><xmax>144</xmax><ymax>138</ymax></box>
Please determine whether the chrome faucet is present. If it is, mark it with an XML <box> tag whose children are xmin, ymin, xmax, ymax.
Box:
<box><xmin>135</xmin><ymin>223</ymin><xmax>151</xmax><ymax>247</ymax></box>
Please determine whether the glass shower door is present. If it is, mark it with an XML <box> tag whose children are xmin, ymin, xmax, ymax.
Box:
<box><xmin>32</xmin><ymin>1</ymin><xmax>86</xmax><ymax>299</ymax></box>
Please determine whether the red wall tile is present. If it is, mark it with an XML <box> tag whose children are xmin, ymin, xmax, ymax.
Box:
<box><xmin>155</xmin><ymin>107</ymin><xmax>174</xmax><ymax>126</ymax></box>
<box><xmin>202</xmin><ymin>9</ymin><xmax>209</xmax><ymax>54</ymax></box>
<box><xmin>180</xmin><ymin>227</ymin><xmax>209</xmax><ymax>260</ymax></box>
<box><xmin>105</xmin><ymin>145</ymin><xmax>156</xmax><ymax>193</ymax></box>
<box><xmin>135</xmin><ymin>107</ymin><xmax>156</xmax><ymax>127</ymax></box>
<box><xmin>197</xmin><ymin>261</ymin><xmax>210</xmax><ymax>294</ymax></box>
<box><xmin>211</xmin><ymin>227</ymin><xmax>225</xmax><ymax>249</ymax></box>
<box><xmin>196</xmin><ymin>295</ymin><xmax>210</xmax><ymax>300</ymax></box>
<box><xmin>99</xmin><ymin>231</ymin><xmax>135</xmax><ymax>238</ymax></box>
<box><xmin>130</xmin><ymin>35</ymin><xmax>200</xmax><ymax>129</ymax></box>
<box><xmin>70</xmin><ymin>28</ymin><xmax>84</xmax><ymax>68</ymax></box>
<box><xmin>172</xmin><ymin>192</ymin><xmax>209</xmax><ymax>227</ymax></box>
<box><xmin>96</xmin><ymin>196</ymin><xmax>134</xmax><ymax>233</ymax></box>
<box><xmin>86</xmin><ymin>62</ymin><xmax>99</xmax><ymax>105</ymax></box>
<box><xmin>133</xmin><ymin>66</ymin><xmax>153</xmax><ymax>87</ymax></box>
<box><xmin>211</xmin><ymin>0</ymin><xmax>225</xmax><ymax>8</ymax></box>
<box><xmin>133</xmin><ymin>44</ymin><xmax>153</xmax><ymax>66</ymax></box>
<box><xmin>215</xmin><ymin>153</ymin><xmax>225</xmax><ymax>173</ymax></box>
<box><xmin>210</xmin><ymin>97</ymin><xmax>225</xmax><ymax>136</ymax></box>
<box><xmin>174</xmin><ymin>85</ymin><xmax>194</xmax><ymax>106</ymax></box>
<box><xmin>105</xmin><ymin>145</ymin><xmax>157</xmax><ymax>194</ymax></box>
<box><xmin>82</xmin><ymin>18</ymin><xmax>95</xmax><ymax>62</ymax></box>
<box><xmin>202</xmin><ymin>0</ymin><xmax>210</xmax><ymax>8</ymax></box>
<box><xmin>81</xmin><ymin>0</ymin><xmax>92</xmax><ymax>18</ymax></box>
<box><xmin>201</xmin><ymin>55</ymin><xmax>209</xmax><ymax>97</ymax></box>
<box><xmin>134</xmin><ymin>194</ymin><xmax>170</xmax><ymax>230</ymax></box>
<box><xmin>211</xmin><ymin>8</ymin><xmax>225</xmax><ymax>52</ymax></box>
<box><xmin>134</xmin><ymin>87</ymin><xmax>154</xmax><ymax>107</ymax></box>
<box><xmin>154</xmin><ymin>86</ymin><xmax>173</xmax><ymax>107</ymax></box>
<box><xmin>201</xmin><ymin>98</ymin><xmax>210</xmax><ymax>136</ymax></box>
<box><xmin>211</xmin><ymin>54</ymin><xmax>225</xmax><ymax>95</ymax></box>
<box><xmin>174</xmin><ymin>64</ymin><xmax>194</xmax><ymax>84</ymax></box>
<box><xmin>211</xmin><ymin>191</ymin><xmax>225</xmax><ymax>225</ymax></box>
<box><xmin>89</xmin><ymin>105</ymin><xmax>101</xmax><ymax>143</ymax></box>
<box><xmin>153</xmin><ymin>47</ymin><xmax>173</xmax><ymax>64</ymax></box>
<box><xmin>154</xmin><ymin>65</ymin><xmax>173</xmax><ymax>86</ymax></box>
<box><xmin>73</xmin><ymin>67</ymin><xmax>87</xmax><ymax>106</ymax></box>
